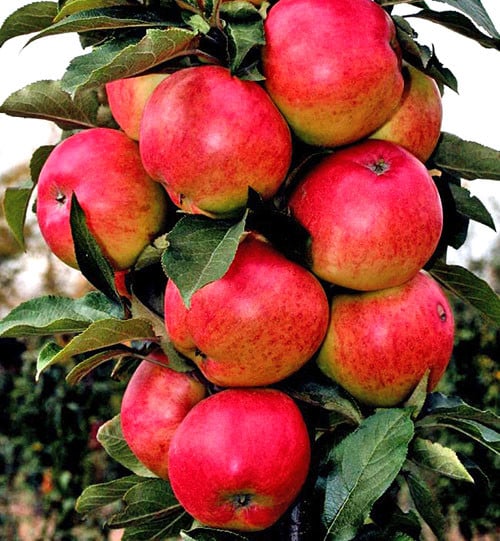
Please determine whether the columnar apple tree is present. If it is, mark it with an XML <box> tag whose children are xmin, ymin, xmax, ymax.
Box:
<box><xmin>1</xmin><ymin>0</ymin><xmax>499</xmax><ymax>539</ymax></box>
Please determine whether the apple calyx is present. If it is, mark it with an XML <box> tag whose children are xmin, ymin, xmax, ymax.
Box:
<box><xmin>368</xmin><ymin>158</ymin><xmax>391</xmax><ymax>175</ymax></box>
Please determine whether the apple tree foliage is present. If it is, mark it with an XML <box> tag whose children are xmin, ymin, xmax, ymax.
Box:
<box><xmin>0</xmin><ymin>0</ymin><xmax>499</xmax><ymax>539</ymax></box>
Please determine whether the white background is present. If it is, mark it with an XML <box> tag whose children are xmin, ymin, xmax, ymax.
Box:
<box><xmin>0</xmin><ymin>0</ymin><xmax>499</xmax><ymax>264</ymax></box>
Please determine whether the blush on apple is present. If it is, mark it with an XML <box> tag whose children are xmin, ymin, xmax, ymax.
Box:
<box><xmin>36</xmin><ymin>127</ymin><xmax>168</xmax><ymax>270</ymax></box>
<box><xmin>164</xmin><ymin>233</ymin><xmax>329</xmax><ymax>387</ymax></box>
<box><xmin>288</xmin><ymin>139</ymin><xmax>443</xmax><ymax>291</ymax></box>
<box><xmin>139</xmin><ymin>65</ymin><xmax>292</xmax><ymax>217</ymax></box>
<box><xmin>262</xmin><ymin>0</ymin><xmax>404</xmax><ymax>148</ymax></box>
<box><xmin>317</xmin><ymin>271</ymin><xmax>455</xmax><ymax>407</ymax></box>
<box><xmin>120</xmin><ymin>350</ymin><xmax>206</xmax><ymax>480</ymax></box>
<box><xmin>168</xmin><ymin>388</ymin><xmax>311</xmax><ymax>531</ymax></box>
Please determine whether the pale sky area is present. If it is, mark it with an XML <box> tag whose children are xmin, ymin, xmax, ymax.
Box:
<box><xmin>0</xmin><ymin>0</ymin><xmax>499</xmax><ymax>266</ymax></box>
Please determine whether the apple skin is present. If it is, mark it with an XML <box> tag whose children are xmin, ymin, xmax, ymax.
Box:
<box><xmin>317</xmin><ymin>271</ymin><xmax>455</xmax><ymax>407</ymax></box>
<box><xmin>105</xmin><ymin>73</ymin><xmax>168</xmax><ymax>141</ymax></box>
<box><xmin>370</xmin><ymin>64</ymin><xmax>443</xmax><ymax>162</ymax></box>
<box><xmin>139</xmin><ymin>65</ymin><xmax>292</xmax><ymax>217</ymax></box>
<box><xmin>120</xmin><ymin>350</ymin><xmax>206</xmax><ymax>480</ymax></box>
<box><xmin>168</xmin><ymin>388</ymin><xmax>311</xmax><ymax>531</ymax></box>
<box><xmin>288</xmin><ymin>139</ymin><xmax>443</xmax><ymax>291</ymax></box>
<box><xmin>261</xmin><ymin>0</ymin><xmax>404</xmax><ymax>148</ymax></box>
<box><xmin>164</xmin><ymin>233</ymin><xmax>329</xmax><ymax>387</ymax></box>
<box><xmin>36</xmin><ymin>127</ymin><xmax>168</xmax><ymax>270</ymax></box>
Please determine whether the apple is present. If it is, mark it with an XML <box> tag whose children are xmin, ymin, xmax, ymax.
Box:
<box><xmin>317</xmin><ymin>271</ymin><xmax>455</xmax><ymax>407</ymax></box>
<box><xmin>120</xmin><ymin>350</ymin><xmax>206</xmax><ymax>480</ymax></box>
<box><xmin>164</xmin><ymin>233</ymin><xmax>329</xmax><ymax>387</ymax></box>
<box><xmin>369</xmin><ymin>64</ymin><xmax>443</xmax><ymax>162</ymax></box>
<box><xmin>261</xmin><ymin>0</ymin><xmax>404</xmax><ymax>148</ymax></box>
<box><xmin>36</xmin><ymin>127</ymin><xmax>168</xmax><ymax>270</ymax></box>
<box><xmin>105</xmin><ymin>73</ymin><xmax>168</xmax><ymax>140</ymax></box>
<box><xmin>139</xmin><ymin>65</ymin><xmax>292</xmax><ymax>217</ymax></box>
<box><xmin>288</xmin><ymin>139</ymin><xmax>443</xmax><ymax>291</ymax></box>
<box><xmin>168</xmin><ymin>388</ymin><xmax>311</xmax><ymax>531</ymax></box>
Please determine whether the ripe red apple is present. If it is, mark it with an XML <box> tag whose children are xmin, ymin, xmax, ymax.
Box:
<box><xmin>370</xmin><ymin>64</ymin><xmax>443</xmax><ymax>162</ymax></box>
<box><xmin>317</xmin><ymin>271</ymin><xmax>455</xmax><ymax>407</ymax></box>
<box><xmin>106</xmin><ymin>73</ymin><xmax>168</xmax><ymax>140</ymax></box>
<box><xmin>139</xmin><ymin>65</ymin><xmax>292</xmax><ymax>217</ymax></box>
<box><xmin>168</xmin><ymin>388</ymin><xmax>311</xmax><ymax>531</ymax></box>
<box><xmin>288</xmin><ymin>139</ymin><xmax>443</xmax><ymax>291</ymax></box>
<box><xmin>36</xmin><ymin>127</ymin><xmax>168</xmax><ymax>270</ymax></box>
<box><xmin>261</xmin><ymin>0</ymin><xmax>404</xmax><ymax>148</ymax></box>
<box><xmin>164</xmin><ymin>233</ymin><xmax>329</xmax><ymax>387</ymax></box>
<box><xmin>120</xmin><ymin>350</ymin><xmax>206</xmax><ymax>480</ymax></box>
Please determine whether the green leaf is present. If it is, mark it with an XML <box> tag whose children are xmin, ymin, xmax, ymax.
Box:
<box><xmin>0</xmin><ymin>291</ymin><xmax>123</xmax><ymax>338</ymax></box>
<box><xmin>433</xmin><ymin>132</ymin><xmax>500</xmax><ymax>180</ymax></box>
<box><xmin>323</xmin><ymin>408</ymin><xmax>414</xmax><ymax>541</ymax></box>
<box><xmin>449</xmin><ymin>183</ymin><xmax>496</xmax><ymax>230</ymax></box>
<box><xmin>61</xmin><ymin>27</ymin><xmax>198</xmax><ymax>94</ymax></box>
<box><xmin>97</xmin><ymin>414</ymin><xmax>157</xmax><ymax>477</ymax></box>
<box><xmin>162</xmin><ymin>213</ymin><xmax>247</xmax><ymax>307</ymax></box>
<box><xmin>76</xmin><ymin>475</ymin><xmax>148</xmax><ymax>514</ymax></box>
<box><xmin>65</xmin><ymin>346</ymin><xmax>133</xmax><ymax>384</ymax></box>
<box><xmin>432</xmin><ymin>0</ymin><xmax>500</xmax><ymax>39</ymax></box>
<box><xmin>55</xmin><ymin>0</ymin><xmax>136</xmax><ymax>22</ymax></box>
<box><xmin>403</xmin><ymin>371</ymin><xmax>430</xmax><ymax>419</ymax></box>
<box><xmin>3</xmin><ymin>181</ymin><xmax>35</xmax><ymax>250</ymax></box>
<box><xmin>30</xmin><ymin>145</ymin><xmax>55</xmax><ymax>184</ymax></box>
<box><xmin>409</xmin><ymin>438</ymin><xmax>474</xmax><ymax>482</ymax></box>
<box><xmin>405</xmin><ymin>472</ymin><xmax>446</xmax><ymax>541</ymax></box>
<box><xmin>0</xmin><ymin>80</ymin><xmax>103</xmax><ymax>130</ymax></box>
<box><xmin>70</xmin><ymin>194</ymin><xmax>120</xmax><ymax>303</ymax></box>
<box><xmin>35</xmin><ymin>317</ymin><xmax>156</xmax><ymax>379</ymax></box>
<box><xmin>429</xmin><ymin>261</ymin><xmax>500</xmax><ymax>327</ymax></box>
<box><xmin>181</xmin><ymin>528</ymin><xmax>250</xmax><ymax>541</ymax></box>
<box><xmin>0</xmin><ymin>1</ymin><xmax>58</xmax><ymax>47</ymax></box>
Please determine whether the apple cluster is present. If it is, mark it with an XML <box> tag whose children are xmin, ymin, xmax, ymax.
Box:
<box><xmin>34</xmin><ymin>0</ymin><xmax>456</xmax><ymax>533</ymax></box>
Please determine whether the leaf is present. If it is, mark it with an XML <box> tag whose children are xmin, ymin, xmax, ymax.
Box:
<box><xmin>181</xmin><ymin>528</ymin><xmax>250</xmax><ymax>541</ymax></box>
<box><xmin>323</xmin><ymin>408</ymin><xmax>414</xmax><ymax>541</ymax></box>
<box><xmin>409</xmin><ymin>438</ymin><xmax>474</xmax><ymax>482</ymax></box>
<box><xmin>0</xmin><ymin>1</ymin><xmax>58</xmax><ymax>47</ymax></box>
<box><xmin>3</xmin><ymin>181</ymin><xmax>35</xmax><ymax>250</ymax></box>
<box><xmin>449</xmin><ymin>183</ymin><xmax>496</xmax><ymax>230</ymax></box>
<box><xmin>162</xmin><ymin>213</ymin><xmax>247</xmax><ymax>307</ymax></box>
<box><xmin>403</xmin><ymin>371</ymin><xmax>430</xmax><ymax>419</ymax></box>
<box><xmin>65</xmin><ymin>346</ymin><xmax>133</xmax><ymax>384</ymax></box>
<box><xmin>429</xmin><ymin>260</ymin><xmax>500</xmax><ymax>327</ymax></box>
<box><xmin>55</xmin><ymin>0</ymin><xmax>136</xmax><ymax>22</ymax></box>
<box><xmin>97</xmin><ymin>415</ymin><xmax>157</xmax><ymax>477</ymax></box>
<box><xmin>61</xmin><ymin>27</ymin><xmax>198</xmax><ymax>94</ymax></box>
<box><xmin>433</xmin><ymin>132</ymin><xmax>500</xmax><ymax>180</ymax></box>
<box><xmin>35</xmin><ymin>317</ymin><xmax>156</xmax><ymax>379</ymax></box>
<box><xmin>76</xmin><ymin>474</ymin><xmax>148</xmax><ymax>514</ymax></box>
<box><xmin>432</xmin><ymin>0</ymin><xmax>500</xmax><ymax>39</ymax></box>
<box><xmin>70</xmin><ymin>194</ymin><xmax>120</xmax><ymax>304</ymax></box>
<box><xmin>0</xmin><ymin>291</ymin><xmax>124</xmax><ymax>338</ymax></box>
<box><xmin>405</xmin><ymin>472</ymin><xmax>446</xmax><ymax>541</ymax></box>
<box><xmin>30</xmin><ymin>145</ymin><xmax>55</xmax><ymax>184</ymax></box>
<box><xmin>0</xmin><ymin>80</ymin><xmax>107</xmax><ymax>130</ymax></box>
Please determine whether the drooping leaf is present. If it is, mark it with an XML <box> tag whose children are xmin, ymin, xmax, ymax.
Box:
<box><xmin>3</xmin><ymin>181</ymin><xmax>35</xmax><ymax>250</ymax></box>
<box><xmin>323</xmin><ymin>408</ymin><xmax>414</xmax><ymax>541</ymax></box>
<box><xmin>162</xmin><ymin>212</ymin><xmax>247</xmax><ymax>307</ymax></box>
<box><xmin>449</xmin><ymin>183</ymin><xmax>496</xmax><ymax>230</ymax></box>
<box><xmin>65</xmin><ymin>346</ymin><xmax>133</xmax><ymax>384</ymax></box>
<box><xmin>181</xmin><ymin>528</ymin><xmax>251</xmax><ymax>541</ymax></box>
<box><xmin>409</xmin><ymin>438</ymin><xmax>474</xmax><ymax>482</ymax></box>
<box><xmin>35</xmin><ymin>317</ymin><xmax>156</xmax><ymax>379</ymax></box>
<box><xmin>76</xmin><ymin>475</ymin><xmax>148</xmax><ymax>514</ymax></box>
<box><xmin>70</xmin><ymin>194</ymin><xmax>120</xmax><ymax>303</ymax></box>
<box><xmin>433</xmin><ymin>132</ymin><xmax>500</xmax><ymax>180</ymax></box>
<box><xmin>404</xmin><ymin>472</ymin><xmax>446</xmax><ymax>541</ymax></box>
<box><xmin>61</xmin><ymin>27</ymin><xmax>199</xmax><ymax>94</ymax></box>
<box><xmin>97</xmin><ymin>414</ymin><xmax>157</xmax><ymax>477</ymax></box>
<box><xmin>0</xmin><ymin>80</ymin><xmax>103</xmax><ymax>130</ymax></box>
<box><xmin>432</xmin><ymin>0</ymin><xmax>500</xmax><ymax>39</ymax></box>
<box><xmin>429</xmin><ymin>260</ymin><xmax>500</xmax><ymax>327</ymax></box>
<box><xmin>0</xmin><ymin>291</ymin><xmax>124</xmax><ymax>338</ymax></box>
<box><xmin>55</xmin><ymin>0</ymin><xmax>136</xmax><ymax>22</ymax></box>
<box><xmin>30</xmin><ymin>145</ymin><xmax>55</xmax><ymax>184</ymax></box>
<box><xmin>0</xmin><ymin>1</ymin><xmax>58</xmax><ymax>47</ymax></box>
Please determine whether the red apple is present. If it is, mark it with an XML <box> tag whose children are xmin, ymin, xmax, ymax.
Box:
<box><xmin>139</xmin><ymin>65</ymin><xmax>292</xmax><ymax>217</ymax></box>
<box><xmin>106</xmin><ymin>73</ymin><xmax>168</xmax><ymax>140</ymax></box>
<box><xmin>164</xmin><ymin>233</ymin><xmax>329</xmax><ymax>387</ymax></box>
<box><xmin>120</xmin><ymin>350</ymin><xmax>206</xmax><ymax>480</ymax></box>
<box><xmin>261</xmin><ymin>0</ymin><xmax>404</xmax><ymax>147</ymax></box>
<box><xmin>370</xmin><ymin>64</ymin><xmax>443</xmax><ymax>162</ymax></box>
<box><xmin>36</xmin><ymin>127</ymin><xmax>168</xmax><ymax>270</ymax></box>
<box><xmin>168</xmin><ymin>388</ymin><xmax>311</xmax><ymax>531</ymax></box>
<box><xmin>288</xmin><ymin>139</ymin><xmax>443</xmax><ymax>291</ymax></box>
<box><xmin>317</xmin><ymin>271</ymin><xmax>455</xmax><ymax>407</ymax></box>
